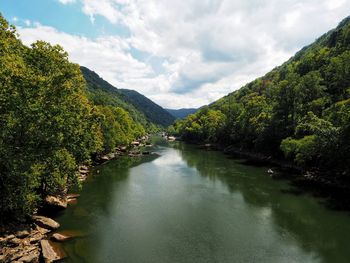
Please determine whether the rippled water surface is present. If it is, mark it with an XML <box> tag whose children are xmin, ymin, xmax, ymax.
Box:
<box><xmin>56</xmin><ymin>138</ymin><xmax>350</xmax><ymax>263</ymax></box>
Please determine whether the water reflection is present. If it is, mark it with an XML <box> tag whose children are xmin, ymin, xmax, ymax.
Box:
<box><xmin>56</xmin><ymin>139</ymin><xmax>350</xmax><ymax>263</ymax></box>
<box><xmin>172</xmin><ymin>141</ymin><xmax>350</xmax><ymax>263</ymax></box>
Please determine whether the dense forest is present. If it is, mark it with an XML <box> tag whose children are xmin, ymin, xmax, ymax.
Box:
<box><xmin>169</xmin><ymin>17</ymin><xmax>350</xmax><ymax>177</ymax></box>
<box><xmin>0</xmin><ymin>15</ymin><xmax>148</xmax><ymax>223</ymax></box>
<box><xmin>81</xmin><ymin>66</ymin><xmax>175</xmax><ymax>128</ymax></box>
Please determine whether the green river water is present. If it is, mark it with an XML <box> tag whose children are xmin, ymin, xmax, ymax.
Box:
<box><xmin>55</xmin><ymin>138</ymin><xmax>350</xmax><ymax>263</ymax></box>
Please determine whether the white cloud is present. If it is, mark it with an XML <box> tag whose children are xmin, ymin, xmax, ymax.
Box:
<box><xmin>22</xmin><ymin>0</ymin><xmax>350</xmax><ymax>108</ymax></box>
<box><xmin>58</xmin><ymin>0</ymin><xmax>76</xmax><ymax>4</ymax></box>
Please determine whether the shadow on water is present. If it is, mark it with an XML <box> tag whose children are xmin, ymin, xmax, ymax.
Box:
<box><xmin>55</xmin><ymin>138</ymin><xmax>350</xmax><ymax>263</ymax></box>
<box><xmin>170</xmin><ymin>141</ymin><xmax>350</xmax><ymax>263</ymax></box>
<box><xmin>55</xmin><ymin>152</ymin><xmax>160</xmax><ymax>263</ymax></box>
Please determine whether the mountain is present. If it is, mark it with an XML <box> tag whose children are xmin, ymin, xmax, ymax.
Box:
<box><xmin>81</xmin><ymin>66</ymin><xmax>175</xmax><ymax>127</ymax></box>
<box><xmin>171</xmin><ymin>16</ymin><xmax>350</xmax><ymax>175</ymax></box>
<box><xmin>118</xmin><ymin>89</ymin><xmax>175</xmax><ymax>127</ymax></box>
<box><xmin>166</xmin><ymin>108</ymin><xmax>198</xmax><ymax>119</ymax></box>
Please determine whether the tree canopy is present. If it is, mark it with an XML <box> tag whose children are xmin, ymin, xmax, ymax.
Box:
<box><xmin>0</xmin><ymin>15</ymin><xmax>146</xmax><ymax>222</ymax></box>
<box><xmin>170</xmin><ymin>16</ymin><xmax>350</xmax><ymax>176</ymax></box>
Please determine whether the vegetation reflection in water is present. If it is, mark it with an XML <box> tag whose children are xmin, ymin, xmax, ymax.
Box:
<box><xmin>56</xmin><ymin>138</ymin><xmax>350</xmax><ymax>263</ymax></box>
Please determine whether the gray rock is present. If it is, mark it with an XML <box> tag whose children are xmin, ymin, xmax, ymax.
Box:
<box><xmin>45</xmin><ymin>195</ymin><xmax>67</xmax><ymax>209</ymax></box>
<box><xmin>40</xmin><ymin>240</ymin><xmax>66</xmax><ymax>263</ymax></box>
<box><xmin>32</xmin><ymin>216</ymin><xmax>60</xmax><ymax>230</ymax></box>
<box><xmin>51</xmin><ymin>233</ymin><xmax>71</xmax><ymax>242</ymax></box>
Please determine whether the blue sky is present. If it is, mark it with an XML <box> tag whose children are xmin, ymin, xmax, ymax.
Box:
<box><xmin>1</xmin><ymin>0</ymin><xmax>350</xmax><ymax>108</ymax></box>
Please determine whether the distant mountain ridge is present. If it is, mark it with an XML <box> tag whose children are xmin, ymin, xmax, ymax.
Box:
<box><xmin>80</xmin><ymin>66</ymin><xmax>175</xmax><ymax>127</ymax></box>
<box><xmin>166</xmin><ymin>108</ymin><xmax>198</xmax><ymax>119</ymax></box>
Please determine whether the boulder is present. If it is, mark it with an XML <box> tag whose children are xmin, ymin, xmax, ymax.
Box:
<box><xmin>17</xmin><ymin>250</ymin><xmax>40</xmax><ymax>263</ymax></box>
<box><xmin>101</xmin><ymin>155</ymin><xmax>109</xmax><ymax>161</ymax></box>
<box><xmin>67</xmin><ymin>194</ymin><xmax>79</xmax><ymax>205</ymax></box>
<box><xmin>0</xmin><ymin>234</ymin><xmax>15</xmax><ymax>245</ymax></box>
<box><xmin>67</xmin><ymin>194</ymin><xmax>80</xmax><ymax>199</ymax></box>
<box><xmin>107</xmin><ymin>153</ymin><xmax>116</xmax><ymax>159</ymax></box>
<box><xmin>131</xmin><ymin>141</ymin><xmax>140</xmax><ymax>146</ymax></box>
<box><xmin>45</xmin><ymin>195</ymin><xmax>67</xmax><ymax>209</ymax></box>
<box><xmin>40</xmin><ymin>240</ymin><xmax>66</xmax><ymax>263</ymax></box>
<box><xmin>32</xmin><ymin>216</ymin><xmax>60</xmax><ymax>230</ymax></box>
<box><xmin>2</xmin><ymin>244</ymin><xmax>39</xmax><ymax>262</ymax></box>
<box><xmin>36</xmin><ymin>225</ymin><xmax>51</xmax><ymax>235</ymax></box>
<box><xmin>67</xmin><ymin>198</ymin><xmax>77</xmax><ymax>205</ymax></box>
<box><xmin>79</xmin><ymin>169</ymin><xmax>89</xmax><ymax>175</ymax></box>
<box><xmin>79</xmin><ymin>165</ymin><xmax>89</xmax><ymax>171</ymax></box>
<box><xmin>51</xmin><ymin>233</ymin><xmax>72</xmax><ymax>242</ymax></box>
<box><xmin>29</xmin><ymin>231</ymin><xmax>44</xmax><ymax>244</ymax></box>
<box><xmin>15</xmin><ymin>230</ymin><xmax>30</xmax><ymax>238</ymax></box>
<box><xmin>8</xmin><ymin>237</ymin><xmax>22</xmax><ymax>246</ymax></box>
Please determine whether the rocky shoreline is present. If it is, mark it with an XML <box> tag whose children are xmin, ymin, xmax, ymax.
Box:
<box><xmin>0</xmin><ymin>136</ymin><xmax>153</xmax><ymax>263</ymax></box>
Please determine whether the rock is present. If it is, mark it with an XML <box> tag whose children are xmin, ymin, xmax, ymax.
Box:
<box><xmin>67</xmin><ymin>194</ymin><xmax>79</xmax><ymax>205</ymax></box>
<box><xmin>36</xmin><ymin>225</ymin><xmax>51</xmax><ymax>235</ymax></box>
<box><xmin>45</xmin><ymin>195</ymin><xmax>67</xmax><ymax>209</ymax></box>
<box><xmin>67</xmin><ymin>198</ymin><xmax>77</xmax><ymax>205</ymax></box>
<box><xmin>16</xmin><ymin>230</ymin><xmax>30</xmax><ymax>238</ymax></box>
<box><xmin>9</xmin><ymin>237</ymin><xmax>22</xmax><ymax>245</ymax></box>
<box><xmin>142</xmin><ymin>151</ymin><xmax>150</xmax><ymax>155</ymax></box>
<box><xmin>79</xmin><ymin>169</ymin><xmax>89</xmax><ymax>175</ymax></box>
<box><xmin>78</xmin><ymin>174</ymin><xmax>87</xmax><ymax>182</ymax></box>
<box><xmin>40</xmin><ymin>240</ymin><xmax>66</xmax><ymax>263</ymax></box>
<box><xmin>0</xmin><ymin>234</ymin><xmax>15</xmax><ymax>244</ymax></box>
<box><xmin>267</xmin><ymin>169</ymin><xmax>274</xmax><ymax>175</ymax></box>
<box><xmin>51</xmin><ymin>233</ymin><xmax>72</xmax><ymax>242</ymax></box>
<box><xmin>101</xmin><ymin>155</ymin><xmax>109</xmax><ymax>161</ymax></box>
<box><xmin>18</xmin><ymin>250</ymin><xmax>40</xmax><ymax>263</ymax></box>
<box><xmin>131</xmin><ymin>141</ymin><xmax>140</xmax><ymax>146</ymax></box>
<box><xmin>29</xmin><ymin>232</ymin><xmax>44</xmax><ymax>244</ymax></box>
<box><xmin>167</xmin><ymin>136</ymin><xmax>176</xmax><ymax>141</ymax></box>
<box><xmin>32</xmin><ymin>216</ymin><xmax>60</xmax><ymax>230</ymax></box>
<box><xmin>67</xmin><ymin>193</ymin><xmax>80</xmax><ymax>199</ymax></box>
<box><xmin>107</xmin><ymin>153</ymin><xmax>116</xmax><ymax>159</ymax></box>
<box><xmin>79</xmin><ymin>165</ymin><xmax>89</xmax><ymax>171</ymax></box>
<box><xmin>120</xmin><ymin>146</ymin><xmax>127</xmax><ymax>152</ymax></box>
<box><xmin>3</xmin><ymin>244</ymin><xmax>39</xmax><ymax>262</ymax></box>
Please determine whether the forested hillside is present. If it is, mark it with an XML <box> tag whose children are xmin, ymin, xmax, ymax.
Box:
<box><xmin>119</xmin><ymin>89</ymin><xmax>175</xmax><ymax>127</ymax></box>
<box><xmin>0</xmin><ymin>15</ymin><xmax>145</xmax><ymax>222</ymax></box>
<box><xmin>81</xmin><ymin>66</ymin><xmax>174</xmax><ymax>127</ymax></box>
<box><xmin>170</xmin><ymin>16</ymin><xmax>350</xmax><ymax>176</ymax></box>
<box><xmin>166</xmin><ymin>108</ymin><xmax>198</xmax><ymax>119</ymax></box>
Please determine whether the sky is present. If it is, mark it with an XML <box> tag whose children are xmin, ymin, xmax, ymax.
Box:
<box><xmin>1</xmin><ymin>0</ymin><xmax>350</xmax><ymax>109</ymax></box>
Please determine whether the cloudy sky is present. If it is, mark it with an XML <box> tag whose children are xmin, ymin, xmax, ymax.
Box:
<box><xmin>1</xmin><ymin>0</ymin><xmax>350</xmax><ymax>108</ymax></box>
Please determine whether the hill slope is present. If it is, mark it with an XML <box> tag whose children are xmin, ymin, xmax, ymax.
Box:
<box><xmin>81</xmin><ymin>66</ymin><xmax>149</xmax><ymax>128</ymax></box>
<box><xmin>171</xmin><ymin>16</ymin><xmax>350</xmax><ymax>175</ymax></box>
<box><xmin>119</xmin><ymin>89</ymin><xmax>175</xmax><ymax>127</ymax></box>
<box><xmin>166</xmin><ymin>108</ymin><xmax>198</xmax><ymax>119</ymax></box>
<box><xmin>81</xmin><ymin>66</ymin><xmax>174</xmax><ymax>127</ymax></box>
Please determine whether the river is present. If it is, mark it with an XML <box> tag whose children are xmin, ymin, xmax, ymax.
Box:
<box><xmin>55</xmin><ymin>137</ymin><xmax>350</xmax><ymax>263</ymax></box>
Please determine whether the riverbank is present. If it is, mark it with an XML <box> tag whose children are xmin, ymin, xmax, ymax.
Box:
<box><xmin>179</xmin><ymin>140</ymin><xmax>350</xmax><ymax>211</ymax></box>
<box><xmin>0</xmin><ymin>136</ymin><xmax>153</xmax><ymax>263</ymax></box>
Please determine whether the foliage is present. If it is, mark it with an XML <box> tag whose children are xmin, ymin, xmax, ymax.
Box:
<box><xmin>170</xmin><ymin>16</ymin><xmax>350</xmax><ymax>175</ymax></box>
<box><xmin>81</xmin><ymin>66</ymin><xmax>172</xmax><ymax>129</ymax></box>
<box><xmin>0</xmin><ymin>15</ymin><xmax>146</xmax><ymax>222</ymax></box>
